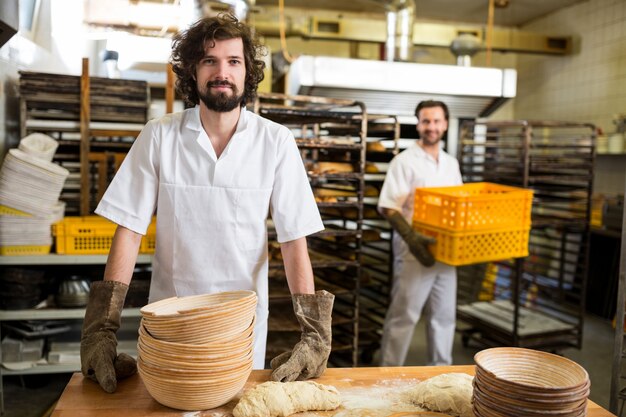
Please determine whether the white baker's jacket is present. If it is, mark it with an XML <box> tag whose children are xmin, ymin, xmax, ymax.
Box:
<box><xmin>377</xmin><ymin>142</ymin><xmax>462</xmax><ymax>262</ymax></box>
<box><xmin>96</xmin><ymin>106</ymin><xmax>324</xmax><ymax>368</ymax></box>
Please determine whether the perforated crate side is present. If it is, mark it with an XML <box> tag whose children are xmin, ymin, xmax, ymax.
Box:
<box><xmin>415</xmin><ymin>223</ymin><xmax>530</xmax><ymax>266</ymax></box>
<box><xmin>413</xmin><ymin>182</ymin><xmax>533</xmax><ymax>232</ymax></box>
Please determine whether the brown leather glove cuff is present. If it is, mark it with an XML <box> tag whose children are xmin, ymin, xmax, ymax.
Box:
<box><xmin>293</xmin><ymin>290</ymin><xmax>334</xmax><ymax>351</ymax></box>
<box><xmin>386</xmin><ymin>211</ymin><xmax>436</xmax><ymax>266</ymax></box>
<box><xmin>82</xmin><ymin>280</ymin><xmax>129</xmax><ymax>338</ymax></box>
<box><xmin>292</xmin><ymin>290</ymin><xmax>334</xmax><ymax>323</ymax></box>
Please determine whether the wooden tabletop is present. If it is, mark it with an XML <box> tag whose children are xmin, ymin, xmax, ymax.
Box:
<box><xmin>51</xmin><ymin>366</ymin><xmax>616</xmax><ymax>416</ymax></box>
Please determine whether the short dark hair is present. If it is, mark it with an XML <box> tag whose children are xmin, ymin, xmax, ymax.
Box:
<box><xmin>415</xmin><ymin>100</ymin><xmax>450</xmax><ymax>122</ymax></box>
<box><xmin>170</xmin><ymin>13</ymin><xmax>266</xmax><ymax>107</ymax></box>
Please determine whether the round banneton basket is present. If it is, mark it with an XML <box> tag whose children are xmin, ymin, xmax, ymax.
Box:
<box><xmin>140</xmin><ymin>290</ymin><xmax>257</xmax><ymax>344</ymax></box>
<box><xmin>138</xmin><ymin>358</ymin><xmax>252</xmax><ymax>410</ymax></box>
<box><xmin>137</xmin><ymin>291</ymin><xmax>257</xmax><ymax>411</ymax></box>
<box><xmin>473</xmin><ymin>347</ymin><xmax>590</xmax><ymax>417</ymax></box>
<box><xmin>140</xmin><ymin>290</ymin><xmax>257</xmax><ymax>317</ymax></box>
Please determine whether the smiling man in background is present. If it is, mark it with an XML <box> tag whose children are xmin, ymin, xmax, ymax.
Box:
<box><xmin>377</xmin><ymin>100</ymin><xmax>462</xmax><ymax>367</ymax></box>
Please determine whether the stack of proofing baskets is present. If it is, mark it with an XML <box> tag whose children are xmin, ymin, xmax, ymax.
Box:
<box><xmin>137</xmin><ymin>290</ymin><xmax>257</xmax><ymax>411</ymax></box>
<box><xmin>413</xmin><ymin>182</ymin><xmax>533</xmax><ymax>266</ymax></box>
<box><xmin>473</xmin><ymin>347</ymin><xmax>590</xmax><ymax>416</ymax></box>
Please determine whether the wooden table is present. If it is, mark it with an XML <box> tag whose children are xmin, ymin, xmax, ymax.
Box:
<box><xmin>51</xmin><ymin>366</ymin><xmax>616</xmax><ymax>416</ymax></box>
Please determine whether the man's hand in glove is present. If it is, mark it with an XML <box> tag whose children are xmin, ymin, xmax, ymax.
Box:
<box><xmin>270</xmin><ymin>290</ymin><xmax>334</xmax><ymax>382</ymax></box>
<box><xmin>384</xmin><ymin>210</ymin><xmax>437</xmax><ymax>266</ymax></box>
<box><xmin>80</xmin><ymin>280</ymin><xmax>137</xmax><ymax>393</ymax></box>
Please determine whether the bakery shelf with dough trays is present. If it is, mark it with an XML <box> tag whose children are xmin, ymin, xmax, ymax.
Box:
<box><xmin>267</xmin><ymin>225</ymin><xmax>360</xmax><ymax>241</ymax></box>
<box><xmin>267</xmin><ymin>275</ymin><xmax>351</xmax><ymax>301</ymax></box>
<box><xmin>268</xmin><ymin>251</ymin><xmax>359</xmax><ymax>270</ymax></box>
<box><xmin>264</xmin><ymin>332</ymin><xmax>354</xmax><ymax>362</ymax></box>
<box><xmin>295</xmin><ymin>138</ymin><xmax>363</xmax><ymax>151</ymax></box>
<box><xmin>254</xmin><ymin>93</ymin><xmax>366</xmax><ymax>367</ymax></box>
<box><xmin>456</xmin><ymin>120</ymin><xmax>594</xmax><ymax>352</ymax></box>
<box><xmin>268</xmin><ymin>309</ymin><xmax>354</xmax><ymax>332</ymax></box>
<box><xmin>252</xmin><ymin>93</ymin><xmax>365</xmax><ymax>126</ymax></box>
<box><xmin>308</xmin><ymin>172</ymin><xmax>364</xmax><ymax>181</ymax></box>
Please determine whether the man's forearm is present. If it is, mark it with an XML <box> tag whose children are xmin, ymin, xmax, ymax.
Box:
<box><xmin>378</xmin><ymin>207</ymin><xmax>411</xmax><ymax>237</ymax></box>
<box><xmin>103</xmin><ymin>225</ymin><xmax>143</xmax><ymax>285</ymax></box>
<box><xmin>378</xmin><ymin>206</ymin><xmax>436</xmax><ymax>266</ymax></box>
<box><xmin>280</xmin><ymin>237</ymin><xmax>315</xmax><ymax>295</ymax></box>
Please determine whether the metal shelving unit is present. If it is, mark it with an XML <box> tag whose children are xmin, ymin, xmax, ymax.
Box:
<box><xmin>253</xmin><ymin>93</ymin><xmax>367</xmax><ymax>367</ymax></box>
<box><xmin>356</xmin><ymin>115</ymin><xmax>400</xmax><ymax>364</ymax></box>
<box><xmin>0</xmin><ymin>255</ymin><xmax>152</xmax><ymax>414</ymax></box>
<box><xmin>609</xmin><ymin>180</ymin><xmax>626</xmax><ymax>415</ymax></box>
<box><xmin>18</xmin><ymin>61</ymin><xmax>148</xmax><ymax>215</ymax></box>
<box><xmin>0</xmin><ymin>254</ymin><xmax>152</xmax><ymax>266</ymax></box>
<box><xmin>456</xmin><ymin>120</ymin><xmax>595</xmax><ymax>350</ymax></box>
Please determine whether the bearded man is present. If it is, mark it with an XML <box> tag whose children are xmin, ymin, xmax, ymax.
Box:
<box><xmin>377</xmin><ymin>100</ymin><xmax>462</xmax><ymax>367</ymax></box>
<box><xmin>80</xmin><ymin>13</ymin><xmax>334</xmax><ymax>393</ymax></box>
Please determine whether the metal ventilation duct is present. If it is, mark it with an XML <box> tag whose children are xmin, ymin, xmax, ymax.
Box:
<box><xmin>287</xmin><ymin>55</ymin><xmax>516</xmax><ymax>119</ymax></box>
<box><xmin>384</xmin><ymin>0</ymin><xmax>414</xmax><ymax>62</ymax></box>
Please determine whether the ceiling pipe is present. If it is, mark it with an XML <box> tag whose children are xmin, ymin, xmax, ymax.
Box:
<box><xmin>384</xmin><ymin>0</ymin><xmax>415</xmax><ymax>62</ymax></box>
<box><xmin>207</xmin><ymin>0</ymin><xmax>253</xmax><ymax>21</ymax></box>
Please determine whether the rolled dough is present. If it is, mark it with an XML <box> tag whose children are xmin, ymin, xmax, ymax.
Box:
<box><xmin>232</xmin><ymin>381</ymin><xmax>341</xmax><ymax>417</ymax></box>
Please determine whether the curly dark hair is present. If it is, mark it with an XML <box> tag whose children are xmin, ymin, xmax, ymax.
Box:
<box><xmin>170</xmin><ymin>13</ymin><xmax>266</xmax><ymax>108</ymax></box>
<box><xmin>415</xmin><ymin>100</ymin><xmax>450</xmax><ymax>122</ymax></box>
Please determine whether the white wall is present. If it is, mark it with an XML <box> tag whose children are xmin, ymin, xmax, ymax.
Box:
<box><xmin>514</xmin><ymin>0</ymin><xmax>626</xmax><ymax>195</ymax></box>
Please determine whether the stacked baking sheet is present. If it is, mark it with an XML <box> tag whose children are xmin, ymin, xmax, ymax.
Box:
<box><xmin>138</xmin><ymin>290</ymin><xmax>257</xmax><ymax>411</ymax></box>
<box><xmin>0</xmin><ymin>134</ymin><xmax>68</xmax><ymax>252</ymax></box>
<box><xmin>19</xmin><ymin>71</ymin><xmax>148</xmax><ymax>123</ymax></box>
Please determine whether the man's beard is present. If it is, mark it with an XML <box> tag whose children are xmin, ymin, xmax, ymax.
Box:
<box><xmin>199</xmin><ymin>80</ymin><xmax>244</xmax><ymax>112</ymax></box>
<box><xmin>421</xmin><ymin>132</ymin><xmax>443</xmax><ymax>146</ymax></box>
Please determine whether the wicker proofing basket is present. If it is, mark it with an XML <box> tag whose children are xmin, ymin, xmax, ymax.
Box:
<box><xmin>472</xmin><ymin>347</ymin><xmax>590</xmax><ymax>417</ymax></box>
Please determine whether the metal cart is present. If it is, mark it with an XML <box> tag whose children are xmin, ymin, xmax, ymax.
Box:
<box><xmin>456</xmin><ymin>120</ymin><xmax>595</xmax><ymax>351</ymax></box>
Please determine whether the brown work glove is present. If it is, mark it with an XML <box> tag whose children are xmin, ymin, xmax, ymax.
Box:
<box><xmin>387</xmin><ymin>211</ymin><xmax>437</xmax><ymax>266</ymax></box>
<box><xmin>270</xmin><ymin>290</ymin><xmax>334</xmax><ymax>382</ymax></box>
<box><xmin>80</xmin><ymin>280</ymin><xmax>137</xmax><ymax>393</ymax></box>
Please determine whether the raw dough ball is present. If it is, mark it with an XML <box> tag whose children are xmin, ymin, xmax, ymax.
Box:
<box><xmin>233</xmin><ymin>381</ymin><xmax>341</xmax><ymax>417</ymax></box>
<box><xmin>403</xmin><ymin>373</ymin><xmax>474</xmax><ymax>417</ymax></box>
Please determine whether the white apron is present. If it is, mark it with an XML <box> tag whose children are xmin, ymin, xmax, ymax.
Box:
<box><xmin>97</xmin><ymin>107</ymin><xmax>324</xmax><ymax>369</ymax></box>
<box><xmin>149</xmin><ymin>182</ymin><xmax>272</xmax><ymax>369</ymax></box>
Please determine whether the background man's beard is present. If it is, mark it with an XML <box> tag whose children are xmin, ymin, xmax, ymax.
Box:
<box><xmin>199</xmin><ymin>85</ymin><xmax>244</xmax><ymax>112</ymax></box>
<box><xmin>421</xmin><ymin>133</ymin><xmax>443</xmax><ymax>146</ymax></box>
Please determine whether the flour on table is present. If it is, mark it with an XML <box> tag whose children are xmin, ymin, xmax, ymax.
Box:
<box><xmin>335</xmin><ymin>378</ymin><xmax>426</xmax><ymax>414</ymax></box>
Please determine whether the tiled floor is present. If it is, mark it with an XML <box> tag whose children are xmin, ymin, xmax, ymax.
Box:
<box><xmin>0</xmin><ymin>314</ymin><xmax>617</xmax><ymax>417</ymax></box>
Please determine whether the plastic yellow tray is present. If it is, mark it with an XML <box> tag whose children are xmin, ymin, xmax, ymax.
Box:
<box><xmin>413</xmin><ymin>182</ymin><xmax>533</xmax><ymax>232</ymax></box>
<box><xmin>54</xmin><ymin>216</ymin><xmax>156</xmax><ymax>255</ymax></box>
<box><xmin>414</xmin><ymin>223</ymin><xmax>530</xmax><ymax>266</ymax></box>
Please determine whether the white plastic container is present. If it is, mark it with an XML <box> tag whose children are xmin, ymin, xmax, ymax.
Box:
<box><xmin>18</xmin><ymin>133</ymin><xmax>59</xmax><ymax>161</ymax></box>
<box><xmin>608</xmin><ymin>133</ymin><xmax>625</xmax><ymax>154</ymax></box>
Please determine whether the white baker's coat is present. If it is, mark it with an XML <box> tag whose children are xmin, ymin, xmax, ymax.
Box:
<box><xmin>378</xmin><ymin>142</ymin><xmax>463</xmax><ymax>262</ymax></box>
<box><xmin>96</xmin><ymin>106</ymin><xmax>324</xmax><ymax>368</ymax></box>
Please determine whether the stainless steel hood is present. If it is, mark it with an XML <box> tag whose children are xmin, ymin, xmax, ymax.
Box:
<box><xmin>287</xmin><ymin>55</ymin><xmax>517</xmax><ymax>119</ymax></box>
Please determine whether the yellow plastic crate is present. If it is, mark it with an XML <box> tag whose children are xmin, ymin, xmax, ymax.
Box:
<box><xmin>414</xmin><ymin>223</ymin><xmax>530</xmax><ymax>266</ymax></box>
<box><xmin>0</xmin><ymin>245</ymin><xmax>51</xmax><ymax>256</ymax></box>
<box><xmin>413</xmin><ymin>182</ymin><xmax>533</xmax><ymax>232</ymax></box>
<box><xmin>54</xmin><ymin>216</ymin><xmax>156</xmax><ymax>255</ymax></box>
<box><xmin>140</xmin><ymin>221</ymin><xmax>157</xmax><ymax>254</ymax></box>
<box><xmin>54</xmin><ymin>216</ymin><xmax>118</xmax><ymax>254</ymax></box>
<box><xmin>0</xmin><ymin>205</ymin><xmax>32</xmax><ymax>217</ymax></box>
